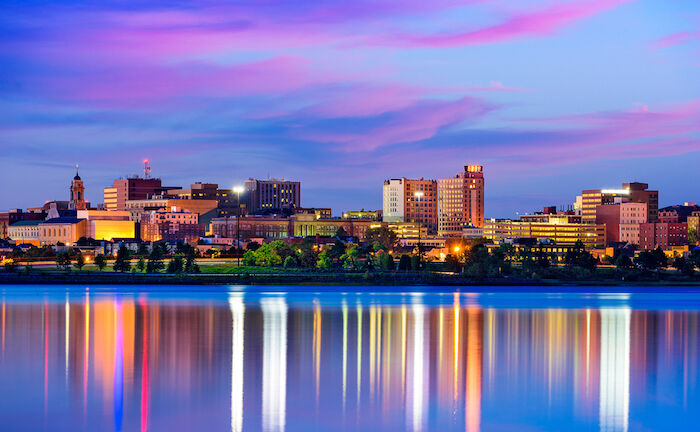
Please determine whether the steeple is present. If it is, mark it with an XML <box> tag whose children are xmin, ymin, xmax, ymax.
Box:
<box><xmin>70</xmin><ymin>164</ymin><xmax>86</xmax><ymax>210</ymax></box>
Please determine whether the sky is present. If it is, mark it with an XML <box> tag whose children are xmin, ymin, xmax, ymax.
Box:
<box><xmin>1</xmin><ymin>0</ymin><xmax>699</xmax><ymax>217</ymax></box>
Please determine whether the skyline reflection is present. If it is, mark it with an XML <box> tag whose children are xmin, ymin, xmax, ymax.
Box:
<box><xmin>0</xmin><ymin>288</ymin><xmax>698</xmax><ymax>431</ymax></box>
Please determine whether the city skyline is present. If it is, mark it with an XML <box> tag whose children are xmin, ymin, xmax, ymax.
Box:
<box><xmin>2</xmin><ymin>0</ymin><xmax>700</xmax><ymax>216</ymax></box>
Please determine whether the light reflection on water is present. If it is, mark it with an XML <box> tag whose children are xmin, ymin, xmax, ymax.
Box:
<box><xmin>0</xmin><ymin>285</ymin><xmax>699</xmax><ymax>431</ymax></box>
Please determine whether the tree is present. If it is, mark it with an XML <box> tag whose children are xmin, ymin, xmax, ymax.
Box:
<box><xmin>652</xmin><ymin>247</ymin><xmax>668</xmax><ymax>268</ymax></box>
<box><xmin>136</xmin><ymin>257</ymin><xmax>146</xmax><ymax>272</ymax></box>
<box><xmin>283</xmin><ymin>256</ymin><xmax>296</xmax><ymax>268</ymax></box>
<box><xmin>73</xmin><ymin>251</ymin><xmax>85</xmax><ymax>271</ymax></box>
<box><xmin>252</xmin><ymin>242</ymin><xmax>283</xmax><ymax>267</ymax></box>
<box><xmin>410</xmin><ymin>255</ymin><xmax>420</xmax><ymax>271</ymax></box>
<box><xmin>398</xmin><ymin>254</ymin><xmax>412</xmax><ymax>271</ymax></box>
<box><xmin>364</xmin><ymin>227</ymin><xmax>398</xmax><ymax>251</ymax></box>
<box><xmin>184</xmin><ymin>249</ymin><xmax>200</xmax><ymax>273</ymax></box>
<box><xmin>167</xmin><ymin>255</ymin><xmax>184</xmax><ymax>274</ymax></box>
<box><xmin>463</xmin><ymin>244</ymin><xmax>498</xmax><ymax>278</ymax></box>
<box><xmin>690</xmin><ymin>249</ymin><xmax>700</xmax><ymax>270</ymax></box>
<box><xmin>689</xmin><ymin>228</ymin><xmax>699</xmax><ymax>246</ymax></box>
<box><xmin>634</xmin><ymin>251</ymin><xmax>660</xmax><ymax>271</ymax></box>
<box><xmin>316</xmin><ymin>251</ymin><xmax>333</xmax><ymax>270</ymax></box>
<box><xmin>137</xmin><ymin>242</ymin><xmax>149</xmax><ymax>256</ymax></box>
<box><xmin>374</xmin><ymin>251</ymin><xmax>394</xmax><ymax>271</ymax></box>
<box><xmin>328</xmin><ymin>240</ymin><xmax>346</xmax><ymax>260</ymax></box>
<box><xmin>113</xmin><ymin>244</ymin><xmax>131</xmax><ymax>272</ymax></box>
<box><xmin>341</xmin><ymin>245</ymin><xmax>361</xmax><ymax>271</ymax></box>
<box><xmin>146</xmin><ymin>245</ymin><xmax>165</xmax><ymax>273</ymax></box>
<box><xmin>444</xmin><ymin>254</ymin><xmax>461</xmax><ymax>273</ymax></box>
<box><xmin>246</xmin><ymin>241</ymin><xmax>261</xmax><ymax>251</ymax></box>
<box><xmin>615</xmin><ymin>253</ymin><xmax>634</xmax><ymax>269</ymax></box>
<box><xmin>672</xmin><ymin>256</ymin><xmax>695</xmax><ymax>276</ymax></box>
<box><xmin>94</xmin><ymin>254</ymin><xmax>107</xmax><ymax>271</ymax></box>
<box><xmin>242</xmin><ymin>250</ymin><xmax>257</xmax><ymax>266</ymax></box>
<box><xmin>56</xmin><ymin>252</ymin><xmax>71</xmax><ymax>271</ymax></box>
<box><xmin>335</xmin><ymin>226</ymin><xmax>349</xmax><ymax>238</ymax></box>
<box><xmin>564</xmin><ymin>241</ymin><xmax>598</xmax><ymax>271</ymax></box>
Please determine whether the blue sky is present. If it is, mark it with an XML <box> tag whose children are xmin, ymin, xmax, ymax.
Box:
<box><xmin>1</xmin><ymin>0</ymin><xmax>699</xmax><ymax>216</ymax></box>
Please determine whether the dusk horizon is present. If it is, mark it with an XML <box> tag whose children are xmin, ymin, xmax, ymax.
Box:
<box><xmin>2</xmin><ymin>0</ymin><xmax>699</xmax><ymax>217</ymax></box>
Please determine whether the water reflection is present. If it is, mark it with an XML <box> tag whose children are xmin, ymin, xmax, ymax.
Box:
<box><xmin>0</xmin><ymin>288</ymin><xmax>698</xmax><ymax>431</ymax></box>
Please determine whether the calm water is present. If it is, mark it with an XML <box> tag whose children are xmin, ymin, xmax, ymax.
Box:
<box><xmin>0</xmin><ymin>285</ymin><xmax>699</xmax><ymax>431</ymax></box>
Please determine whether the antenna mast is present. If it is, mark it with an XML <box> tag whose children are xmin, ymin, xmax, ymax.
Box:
<box><xmin>144</xmin><ymin>159</ymin><xmax>151</xmax><ymax>179</ymax></box>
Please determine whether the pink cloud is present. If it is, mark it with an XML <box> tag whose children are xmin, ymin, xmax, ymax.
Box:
<box><xmin>374</xmin><ymin>0</ymin><xmax>635</xmax><ymax>48</ymax></box>
<box><xmin>295</xmin><ymin>96</ymin><xmax>495</xmax><ymax>151</ymax></box>
<box><xmin>44</xmin><ymin>56</ymin><xmax>330</xmax><ymax>107</ymax></box>
<box><xmin>650</xmin><ymin>30</ymin><xmax>700</xmax><ymax>50</ymax></box>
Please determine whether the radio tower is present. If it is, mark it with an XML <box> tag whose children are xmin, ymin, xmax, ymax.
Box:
<box><xmin>144</xmin><ymin>159</ymin><xmax>151</xmax><ymax>179</ymax></box>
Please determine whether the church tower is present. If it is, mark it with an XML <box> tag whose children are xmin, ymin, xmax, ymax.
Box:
<box><xmin>70</xmin><ymin>165</ymin><xmax>86</xmax><ymax>210</ymax></box>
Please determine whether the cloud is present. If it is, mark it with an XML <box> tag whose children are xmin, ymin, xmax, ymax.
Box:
<box><xmin>370</xmin><ymin>0</ymin><xmax>635</xmax><ymax>48</ymax></box>
<box><xmin>290</xmin><ymin>96</ymin><xmax>495</xmax><ymax>151</ymax></box>
<box><xmin>650</xmin><ymin>30</ymin><xmax>700</xmax><ymax>50</ymax></box>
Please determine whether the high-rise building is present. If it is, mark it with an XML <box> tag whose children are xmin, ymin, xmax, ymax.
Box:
<box><xmin>104</xmin><ymin>177</ymin><xmax>165</xmax><ymax>211</ymax></box>
<box><xmin>581</xmin><ymin>182</ymin><xmax>658</xmax><ymax>224</ymax></box>
<box><xmin>244</xmin><ymin>178</ymin><xmax>300</xmax><ymax>213</ymax></box>
<box><xmin>69</xmin><ymin>167</ymin><xmax>86</xmax><ymax>211</ymax></box>
<box><xmin>382</xmin><ymin>178</ymin><xmax>438</xmax><ymax>233</ymax></box>
<box><xmin>619</xmin><ymin>202</ymin><xmax>647</xmax><ymax>245</ymax></box>
<box><xmin>438</xmin><ymin>165</ymin><xmax>485</xmax><ymax>236</ymax></box>
<box><xmin>165</xmin><ymin>182</ymin><xmax>239</xmax><ymax>216</ymax></box>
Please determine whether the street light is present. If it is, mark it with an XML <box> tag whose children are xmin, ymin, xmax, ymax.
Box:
<box><xmin>233</xmin><ymin>186</ymin><xmax>244</xmax><ymax>266</ymax></box>
<box><xmin>414</xmin><ymin>191</ymin><xmax>424</xmax><ymax>270</ymax></box>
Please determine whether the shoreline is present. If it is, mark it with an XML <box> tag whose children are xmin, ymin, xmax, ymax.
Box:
<box><xmin>2</xmin><ymin>271</ymin><xmax>700</xmax><ymax>288</ymax></box>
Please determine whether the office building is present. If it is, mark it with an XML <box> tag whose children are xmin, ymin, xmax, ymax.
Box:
<box><xmin>639</xmin><ymin>222</ymin><xmax>688</xmax><ymax>250</ymax></box>
<box><xmin>7</xmin><ymin>220</ymin><xmax>43</xmax><ymax>246</ymax></box>
<box><xmin>39</xmin><ymin>217</ymin><xmax>87</xmax><ymax>246</ymax></box>
<box><xmin>104</xmin><ymin>177</ymin><xmax>167</xmax><ymax>211</ymax></box>
<box><xmin>484</xmin><ymin>215</ymin><xmax>606</xmax><ymax>249</ymax></box>
<box><xmin>244</xmin><ymin>178</ymin><xmax>300</xmax><ymax>212</ymax></box>
<box><xmin>140</xmin><ymin>207</ymin><xmax>205</xmax><ymax>243</ymax></box>
<box><xmin>619</xmin><ymin>202</ymin><xmax>647</xmax><ymax>245</ymax></box>
<box><xmin>382</xmin><ymin>178</ymin><xmax>438</xmax><ymax>233</ymax></box>
<box><xmin>76</xmin><ymin>210</ymin><xmax>135</xmax><ymax>241</ymax></box>
<box><xmin>581</xmin><ymin>182</ymin><xmax>658</xmax><ymax>224</ymax></box>
<box><xmin>438</xmin><ymin>165</ymin><xmax>485</xmax><ymax>236</ymax></box>
<box><xmin>165</xmin><ymin>182</ymin><xmax>240</xmax><ymax>216</ymax></box>
<box><xmin>342</xmin><ymin>210</ymin><xmax>382</xmax><ymax>221</ymax></box>
<box><xmin>1</xmin><ymin>209</ymin><xmax>44</xmax><ymax>239</ymax></box>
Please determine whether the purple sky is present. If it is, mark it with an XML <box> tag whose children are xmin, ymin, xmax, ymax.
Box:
<box><xmin>1</xmin><ymin>0</ymin><xmax>699</xmax><ymax>216</ymax></box>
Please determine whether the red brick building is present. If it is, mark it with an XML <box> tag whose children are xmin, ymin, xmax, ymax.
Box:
<box><xmin>639</xmin><ymin>222</ymin><xmax>688</xmax><ymax>250</ymax></box>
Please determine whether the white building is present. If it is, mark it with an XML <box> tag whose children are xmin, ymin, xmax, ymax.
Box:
<box><xmin>382</xmin><ymin>179</ymin><xmax>405</xmax><ymax>223</ymax></box>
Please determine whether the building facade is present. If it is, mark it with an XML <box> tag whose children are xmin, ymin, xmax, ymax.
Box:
<box><xmin>244</xmin><ymin>178</ymin><xmax>300</xmax><ymax>212</ymax></box>
<box><xmin>210</xmin><ymin>215</ymin><xmax>376</xmax><ymax>242</ymax></box>
<box><xmin>140</xmin><ymin>207</ymin><xmax>205</xmax><ymax>243</ymax></box>
<box><xmin>581</xmin><ymin>182</ymin><xmax>658</xmax><ymax>224</ymax></box>
<box><xmin>7</xmin><ymin>220</ymin><xmax>42</xmax><ymax>246</ymax></box>
<box><xmin>639</xmin><ymin>222</ymin><xmax>688</xmax><ymax>250</ymax></box>
<box><xmin>382</xmin><ymin>178</ymin><xmax>438</xmax><ymax>233</ymax></box>
<box><xmin>342</xmin><ymin>210</ymin><xmax>382</xmax><ymax>221</ymax></box>
<box><xmin>76</xmin><ymin>210</ymin><xmax>135</xmax><ymax>241</ymax></box>
<box><xmin>484</xmin><ymin>218</ymin><xmax>606</xmax><ymax>248</ymax></box>
<box><xmin>165</xmin><ymin>182</ymin><xmax>239</xmax><ymax>216</ymax></box>
<box><xmin>39</xmin><ymin>217</ymin><xmax>87</xmax><ymax>246</ymax></box>
<box><xmin>104</xmin><ymin>177</ymin><xmax>165</xmax><ymax>211</ymax></box>
<box><xmin>1</xmin><ymin>209</ymin><xmax>44</xmax><ymax>239</ymax></box>
<box><xmin>438</xmin><ymin>165</ymin><xmax>485</xmax><ymax>236</ymax></box>
<box><xmin>619</xmin><ymin>202</ymin><xmax>647</xmax><ymax>245</ymax></box>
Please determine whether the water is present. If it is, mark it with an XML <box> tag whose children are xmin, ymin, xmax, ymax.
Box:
<box><xmin>0</xmin><ymin>285</ymin><xmax>699</xmax><ymax>431</ymax></box>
